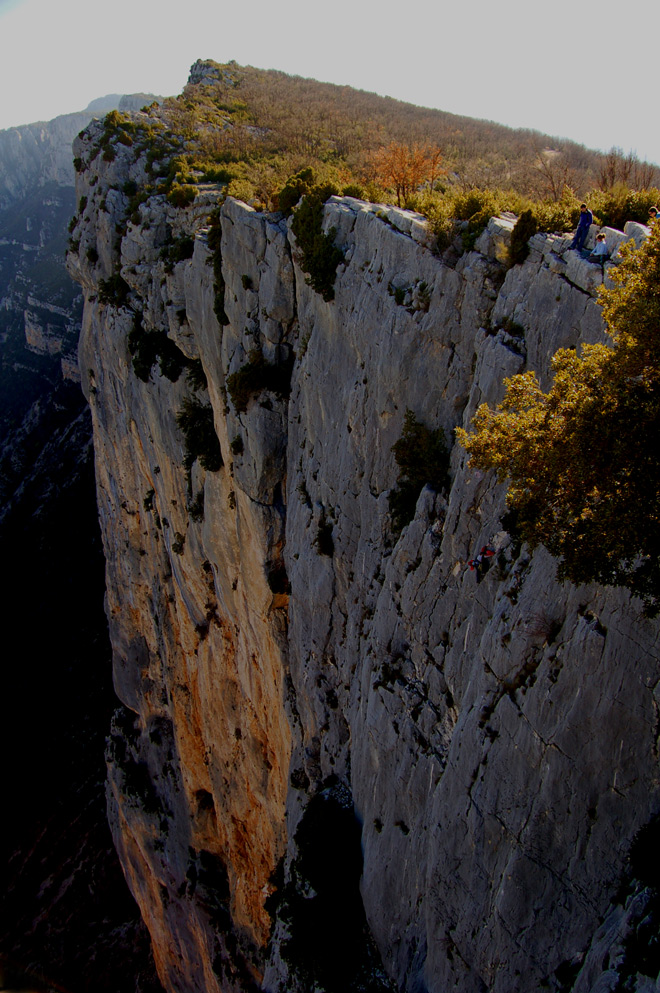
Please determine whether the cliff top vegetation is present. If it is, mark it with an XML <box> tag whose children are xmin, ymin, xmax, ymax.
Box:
<box><xmin>77</xmin><ymin>60</ymin><xmax>659</xmax><ymax>252</ymax></box>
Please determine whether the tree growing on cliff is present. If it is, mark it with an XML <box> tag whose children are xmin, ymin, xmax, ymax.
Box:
<box><xmin>457</xmin><ymin>224</ymin><xmax>660</xmax><ymax>613</ymax></box>
<box><xmin>389</xmin><ymin>409</ymin><xmax>450</xmax><ymax>532</ymax></box>
<box><xmin>290</xmin><ymin>183</ymin><xmax>344</xmax><ymax>301</ymax></box>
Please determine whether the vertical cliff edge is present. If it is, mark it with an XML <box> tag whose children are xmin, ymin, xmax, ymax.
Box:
<box><xmin>67</xmin><ymin>113</ymin><xmax>660</xmax><ymax>993</ymax></box>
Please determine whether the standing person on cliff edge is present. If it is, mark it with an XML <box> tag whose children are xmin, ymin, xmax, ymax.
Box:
<box><xmin>569</xmin><ymin>203</ymin><xmax>594</xmax><ymax>252</ymax></box>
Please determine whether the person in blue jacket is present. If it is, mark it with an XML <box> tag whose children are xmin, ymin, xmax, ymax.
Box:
<box><xmin>569</xmin><ymin>203</ymin><xmax>593</xmax><ymax>251</ymax></box>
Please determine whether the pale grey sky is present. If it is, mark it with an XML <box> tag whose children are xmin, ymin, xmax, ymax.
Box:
<box><xmin>1</xmin><ymin>0</ymin><xmax>658</xmax><ymax>167</ymax></box>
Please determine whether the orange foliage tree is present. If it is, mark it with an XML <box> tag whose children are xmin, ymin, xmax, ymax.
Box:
<box><xmin>369</xmin><ymin>142</ymin><xmax>444</xmax><ymax>206</ymax></box>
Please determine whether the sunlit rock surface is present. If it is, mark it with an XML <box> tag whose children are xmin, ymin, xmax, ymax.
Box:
<box><xmin>70</xmin><ymin>116</ymin><xmax>660</xmax><ymax>993</ymax></box>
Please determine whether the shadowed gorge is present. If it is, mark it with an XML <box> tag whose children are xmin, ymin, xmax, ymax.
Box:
<box><xmin>0</xmin><ymin>95</ymin><xmax>163</xmax><ymax>993</ymax></box>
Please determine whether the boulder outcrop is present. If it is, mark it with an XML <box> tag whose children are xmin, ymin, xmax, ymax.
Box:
<box><xmin>69</xmin><ymin>121</ymin><xmax>660</xmax><ymax>993</ymax></box>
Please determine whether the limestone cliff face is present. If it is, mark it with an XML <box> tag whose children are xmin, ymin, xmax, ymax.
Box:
<box><xmin>70</xmin><ymin>122</ymin><xmax>660</xmax><ymax>993</ymax></box>
<box><xmin>0</xmin><ymin>112</ymin><xmax>90</xmax><ymax>207</ymax></box>
<box><xmin>0</xmin><ymin>95</ymin><xmax>158</xmax><ymax>208</ymax></box>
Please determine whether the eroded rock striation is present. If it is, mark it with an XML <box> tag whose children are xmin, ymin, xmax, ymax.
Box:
<box><xmin>69</xmin><ymin>116</ymin><xmax>660</xmax><ymax>993</ymax></box>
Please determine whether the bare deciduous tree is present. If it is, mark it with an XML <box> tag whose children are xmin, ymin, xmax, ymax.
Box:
<box><xmin>368</xmin><ymin>142</ymin><xmax>444</xmax><ymax>206</ymax></box>
<box><xmin>597</xmin><ymin>147</ymin><xmax>657</xmax><ymax>191</ymax></box>
<box><xmin>531</xmin><ymin>141</ymin><xmax>577</xmax><ymax>202</ymax></box>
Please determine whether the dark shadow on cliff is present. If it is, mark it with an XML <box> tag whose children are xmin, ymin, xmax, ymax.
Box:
<box><xmin>274</xmin><ymin>780</ymin><xmax>396</xmax><ymax>993</ymax></box>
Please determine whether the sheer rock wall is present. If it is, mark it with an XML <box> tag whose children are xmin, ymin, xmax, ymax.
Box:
<box><xmin>69</xmin><ymin>124</ymin><xmax>660</xmax><ymax>993</ymax></box>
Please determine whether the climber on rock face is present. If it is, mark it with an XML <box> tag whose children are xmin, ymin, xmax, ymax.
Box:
<box><xmin>468</xmin><ymin>546</ymin><xmax>494</xmax><ymax>582</ymax></box>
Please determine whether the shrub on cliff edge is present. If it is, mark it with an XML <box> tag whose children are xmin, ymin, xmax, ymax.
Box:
<box><xmin>290</xmin><ymin>184</ymin><xmax>344</xmax><ymax>302</ymax></box>
<box><xmin>458</xmin><ymin>224</ymin><xmax>660</xmax><ymax>613</ymax></box>
<box><xmin>509</xmin><ymin>210</ymin><xmax>539</xmax><ymax>266</ymax></box>
<box><xmin>206</xmin><ymin>209</ymin><xmax>230</xmax><ymax>326</ymax></box>
<box><xmin>278</xmin><ymin>167</ymin><xmax>316</xmax><ymax>215</ymax></box>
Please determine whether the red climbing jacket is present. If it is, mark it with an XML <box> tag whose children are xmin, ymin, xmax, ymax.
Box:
<box><xmin>469</xmin><ymin>546</ymin><xmax>494</xmax><ymax>570</ymax></box>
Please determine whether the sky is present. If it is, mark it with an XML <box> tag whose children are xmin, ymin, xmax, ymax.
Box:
<box><xmin>1</xmin><ymin>0</ymin><xmax>658</xmax><ymax>167</ymax></box>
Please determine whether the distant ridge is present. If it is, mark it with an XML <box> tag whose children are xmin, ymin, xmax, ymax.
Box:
<box><xmin>0</xmin><ymin>92</ymin><xmax>160</xmax><ymax>207</ymax></box>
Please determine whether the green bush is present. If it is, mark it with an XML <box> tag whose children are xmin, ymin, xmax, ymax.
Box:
<box><xmin>453</xmin><ymin>188</ymin><xmax>510</xmax><ymax>251</ymax></box>
<box><xmin>315</xmin><ymin>512</ymin><xmax>334</xmax><ymax>557</ymax></box>
<box><xmin>588</xmin><ymin>186</ymin><xmax>660</xmax><ymax>230</ymax></box>
<box><xmin>161</xmin><ymin>235</ymin><xmax>195</xmax><ymax>272</ymax></box>
<box><xmin>226</xmin><ymin>348</ymin><xmax>294</xmax><ymax>413</ymax></box>
<box><xmin>290</xmin><ymin>184</ymin><xmax>344</xmax><ymax>302</ymax></box>
<box><xmin>389</xmin><ymin>409</ymin><xmax>450</xmax><ymax>532</ymax></box>
<box><xmin>186</xmin><ymin>359</ymin><xmax>208</xmax><ymax>391</ymax></box>
<box><xmin>533</xmin><ymin>191</ymin><xmax>580</xmax><ymax>234</ymax></box>
<box><xmin>188</xmin><ymin>489</ymin><xmax>205</xmax><ymax>522</ymax></box>
<box><xmin>127</xmin><ymin>314</ymin><xmax>187</xmax><ymax>383</ymax></box>
<box><xmin>98</xmin><ymin>272</ymin><xmax>130</xmax><ymax>306</ymax></box>
<box><xmin>157</xmin><ymin>337</ymin><xmax>188</xmax><ymax>381</ymax></box>
<box><xmin>278</xmin><ymin>167</ymin><xmax>316</xmax><ymax>215</ymax></box>
<box><xmin>207</xmin><ymin>209</ymin><xmax>229</xmax><ymax>325</ymax></box>
<box><xmin>200</xmin><ymin>165</ymin><xmax>233</xmax><ymax>184</ymax></box>
<box><xmin>176</xmin><ymin>396</ymin><xmax>223</xmax><ymax>472</ymax></box>
<box><xmin>509</xmin><ymin>210</ymin><xmax>539</xmax><ymax>266</ymax></box>
<box><xmin>388</xmin><ymin>282</ymin><xmax>408</xmax><ymax>306</ymax></box>
<box><xmin>94</xmin><ymin>110</ymin><xmax>140</xmax><ymax>167</ymax></box>
<box><xmin>166</xmin><ymin>183</ymin><xmax>197</xmax><ymax>208</ymax></box>
<box><xmin>342</xmin><ymin>183</ymin><xmax>366</xmax><ymax>199</ymax></box>
<box><xmin>458</xmin><ymin>225</ymin><xmax>660</xmax><ymax>614</ymax></box>
<box><xmin>103</xmin><ymin>109</ymin><xmax>125</xmax><ymax>130</ymax></box>
<box><xmin>126</xmin><ymin>189</ymin><xmax>150</xmax><ymax>226</ymax></box>
<box><xmin>230</xmin><ymin>435</ymin><xmax>244</xmax><ymax>456</ymax></box>
<box><xmin>452</xmin><ymin>188</ymin><xmax>500</xmax><ymax>222</ymax></box>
